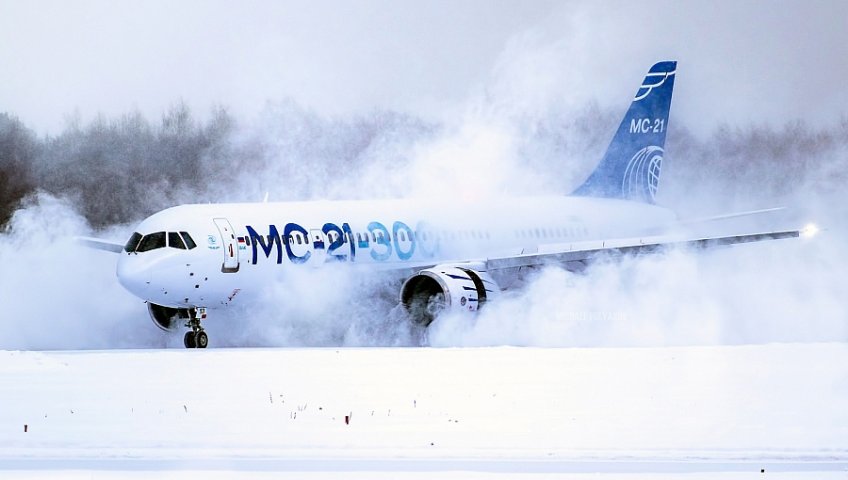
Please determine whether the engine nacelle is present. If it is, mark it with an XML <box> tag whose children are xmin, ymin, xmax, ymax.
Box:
<box><xmin>147</xmin><ymin>303</ymin><xmax>190</xmax><ymax>332</ymax></box>
<box><xmin>400</xmin><ymin>266</ymin><xmax>501</xmax><ymax>327</ymax></box>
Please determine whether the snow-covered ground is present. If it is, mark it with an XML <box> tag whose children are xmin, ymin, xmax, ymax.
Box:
<box><xmin>1</xmin><ymin>344</ymin><xmax>846</xmax><ymax>478</ymax></box>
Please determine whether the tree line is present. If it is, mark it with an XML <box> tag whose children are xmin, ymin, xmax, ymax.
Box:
<box><xmin>1</xmin><ymin>102</ymin><xmax>845</xmax><ymax>230</ymax></box>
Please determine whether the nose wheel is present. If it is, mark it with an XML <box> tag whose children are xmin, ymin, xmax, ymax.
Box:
<box><xmin>183</xmin><ymin>330</ymin><xmax>208</xmax><ymax>348</ymax></box>
<box><xmin>183</xmin><ymin>307</ymin><xmax>208</xmax><ymax>349</ymax></box>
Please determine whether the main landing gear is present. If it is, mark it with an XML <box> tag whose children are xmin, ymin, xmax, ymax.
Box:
<box><xmin>183</xmin><ymin>307</ymin><xmax>209</xmax><ymax>349</ymax></box>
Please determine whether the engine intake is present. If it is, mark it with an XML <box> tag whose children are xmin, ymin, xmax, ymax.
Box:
<box><xmin>400</xmin><ymin>266</ymin><xmax>500</xmax><ymax>327</ymax></box>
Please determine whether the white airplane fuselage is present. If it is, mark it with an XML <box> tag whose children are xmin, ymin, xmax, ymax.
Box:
<box><xmin>117</xmin><ymin>196</ymin><xmax>677</xmax><ymax>311</ymax></box>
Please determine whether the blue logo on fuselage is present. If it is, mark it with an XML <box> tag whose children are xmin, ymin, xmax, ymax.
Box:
<box><xmin>245</xmin><ymin>220</ymin><xmax>436</xmax><ymax>265</ymax></box>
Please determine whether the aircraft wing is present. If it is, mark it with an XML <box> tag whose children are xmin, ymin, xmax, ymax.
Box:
<box><xmin>76</xmin><ymin>236</ymin><xmax>124</xmax><ymax>253</ymax></box>
<box><xmin>484</xmin><ymin>228</ymin><xmax>802</xmax><ymax>271</ymax></box>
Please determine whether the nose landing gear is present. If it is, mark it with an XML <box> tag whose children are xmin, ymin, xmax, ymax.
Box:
<box><xmin>183</xmin><ymin>307</ymin><xmax>209</xmax><ymax>348</ymax></box>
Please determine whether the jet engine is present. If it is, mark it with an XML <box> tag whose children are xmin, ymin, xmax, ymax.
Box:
<box><xmin>400</xmin><ymin>266</ymin><xmax>500</xmax><ymax>327</ymax></box>
<box><xmin>147</xmin><ymin>303</ymin><xmax>191</xmax><ymax>331</ymax></box>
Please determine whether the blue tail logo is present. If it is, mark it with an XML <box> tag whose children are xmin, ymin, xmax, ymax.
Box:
<box><xmin>573</xmin><ymin>61</ymin><xmax>676</xmax><ymax>203</ymax></box>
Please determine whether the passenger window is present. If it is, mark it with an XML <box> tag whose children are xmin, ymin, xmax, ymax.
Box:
<box><xmin>124</xmin><ymin>232</ymin><xmax>142</xmax><ymax>253</ymax></box>
<box><xmin>168</xmin><ymin>232</ymin><xmax>186</xmax><ymax>249</ymax></box>
<box><xmin>137</xmin><ymin>232</ymin><xmax>166</xmax><ymax>252</ymax></box>
<box><xmin>179</xmin><ymin>232</ymin><xmax>197</xmax><ymax>249</ymax></box>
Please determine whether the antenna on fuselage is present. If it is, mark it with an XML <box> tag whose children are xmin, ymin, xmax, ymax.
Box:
<box><xmin>263</xmin><ymin>192</ymin><xmax>269</xmax><ymax>203</ymax></box>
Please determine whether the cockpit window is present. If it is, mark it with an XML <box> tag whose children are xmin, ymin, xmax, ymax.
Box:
<box><xmin>136</xmin><ymin>232</ymin><xmax>166</xmax><ymax>252</ymax></box>
<box><xmin>180</xmin><ymin>232</ymin><xmax>197</xmax><ymax>249</ymax></box>
<box><xmin>168</xmin><ymin>232</ymin><xmax>186</xmax><ymax>249</ymax></box>
<box><xmin>124</xmin><ymin>232</ymin><xmax>142</xmax><ymax>253</ymax></box>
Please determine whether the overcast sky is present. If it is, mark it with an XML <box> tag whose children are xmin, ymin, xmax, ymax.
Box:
<box><xmin>1</xmin><ymin>0</ymin><xmax>845</xmax><ymax>135</ymax></box>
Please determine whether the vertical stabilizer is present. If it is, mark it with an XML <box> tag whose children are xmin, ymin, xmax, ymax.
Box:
<box><xmin>573</xmin><ymin>61</ymin><xmax>676</xmax><ymax>203</ymax></box>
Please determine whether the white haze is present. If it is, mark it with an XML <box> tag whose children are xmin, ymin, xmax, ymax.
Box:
<box><xmin>2</xmin><ymin>1</ymin><xmax>846</xmax><ymax>136</ymax></box>
<box><xmin>0</xmin><ymin>2</ymin><xmax>846</xmax><ymax>350</ymax></box>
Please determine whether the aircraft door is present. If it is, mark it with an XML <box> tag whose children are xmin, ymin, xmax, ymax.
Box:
<box><xmin>213</xmin><ymin>218</ymin><xmax>240</xmax><ymax>273</ymax></box>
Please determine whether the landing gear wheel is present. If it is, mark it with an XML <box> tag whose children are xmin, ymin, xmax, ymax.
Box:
<box><xmin>195</xmin><ymin>331</ymin><xmax>208</xmax><ymax>349</ymax></box>
<box><xmin>183</xmin><ymin>307</ymin><xmax>208</xmax><ymax>349</ymax></box>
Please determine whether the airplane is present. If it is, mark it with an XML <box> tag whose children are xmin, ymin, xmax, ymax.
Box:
<box><xmin>81</xmin><ymin>60</ymin><xmax>805</xmax><ymax>348</ymax></box>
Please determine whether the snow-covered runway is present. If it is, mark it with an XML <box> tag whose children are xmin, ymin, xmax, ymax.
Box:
<box><xmin>2</xmin><ymin>344</ymin><xmax>846</xmax><ymax>478</ymax></box>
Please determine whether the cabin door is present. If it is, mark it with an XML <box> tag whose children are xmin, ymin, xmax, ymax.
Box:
<box><xmin>213</xmin><ymin>217</ymin><xmax>240</xmax><ymax>273</ymax></box>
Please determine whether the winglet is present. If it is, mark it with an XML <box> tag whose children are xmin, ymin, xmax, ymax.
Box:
<box><xmin>573</xmin><ymin>61</ymin><xmax>677</xmax><ymax>204</ymax></box>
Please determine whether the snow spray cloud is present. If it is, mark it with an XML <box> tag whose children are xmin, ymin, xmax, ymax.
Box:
<box><xmin>0</xmin><ymin>194</ymin><xmax>172</xmax><ymax>350</ymax></box>
<box><xmin>429</xmin><ymin>230</ymin><xmax>848</xmax><ymax>347</ymax></box>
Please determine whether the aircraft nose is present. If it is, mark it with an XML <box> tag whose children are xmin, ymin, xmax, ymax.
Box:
<box><xmin>117</xmin><ymin>254</ymin><xmax>151</xmax><ymax>298</ymax></box>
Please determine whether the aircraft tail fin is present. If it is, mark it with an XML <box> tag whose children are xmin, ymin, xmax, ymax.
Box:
<box><xmin>573</xmin><ymin>61</ymin><xmax>676</xmax><ymax>204</ymax></box>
